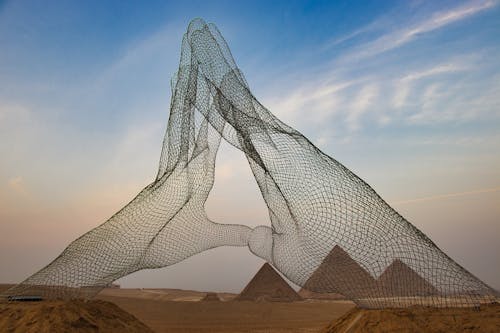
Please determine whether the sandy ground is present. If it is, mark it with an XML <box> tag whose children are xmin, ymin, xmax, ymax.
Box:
<box><xmin>97</xmin><ymin>288</ymin><xmax>237</xmax><ymax>302</ymax></box>
<box><xmin>322</xmin><ymin>303</ymin><xmax>500</xmax><ymax>333</ymax></box>
<box><xmin>96</xmin><ymin>288</ymin><xmax>355</xmax><ymax>333</ymax></box>
<box><xmin>0</xmin><ymin>298</ymin><xmax>153</xmax><ymax>333</ymax></box>
<box><xmin>0</xmin><ymin>284</ymin><xmax>15</xmax><ymax>292</ymax></box>
<box><xmin>3</xmin><ymin>284</ymin><xmax>500</xmax><ymax>332</ymax></box>
<box><xmin>1</xmin><ymin>284</ymin><xmax>355</xmax><ymax>332</ymax></box>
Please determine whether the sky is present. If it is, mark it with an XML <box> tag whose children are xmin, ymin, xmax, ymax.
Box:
<box><xmin>0</xmin><ymin>0</ymin><xmax>499</xmax><ymax>293</ymax></box>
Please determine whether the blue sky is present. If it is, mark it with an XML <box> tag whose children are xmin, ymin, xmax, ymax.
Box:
<box><xmin>1</xmin><ymin>0</ymin><xmax>499</xmax><ymax>291</ymax></box>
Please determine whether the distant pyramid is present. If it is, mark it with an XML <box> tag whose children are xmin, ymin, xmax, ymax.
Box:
<box><xmin>302</xmin><ymin>246</ymin><xmax>377</xmax><ymax>298</ymax></box>
<box><xmin>201</xmin><ymin>292</ymin><xmax>221</xmax><ymax>301</ymax></box>
<box><xmin>236</xmin><ymin>263</ymin><xmax>302</xmax><ymax>302</ymax></box>
<box><xmin>377</xmin><ymin>259</ymin><xmax>439</xmax><ymax>297</ymax></box>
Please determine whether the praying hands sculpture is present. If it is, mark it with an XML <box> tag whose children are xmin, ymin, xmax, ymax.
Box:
<box><xmin>3</xmin><ymin>19</ymin><xmax>497</xmax><ymax>308</ymax></box>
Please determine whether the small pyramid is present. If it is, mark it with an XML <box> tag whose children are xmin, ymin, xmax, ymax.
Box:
<box><xmin>377</xmin><ymin>259</ymin><xmax>439</xmax><ymax>297</ymax></box>
<box><xmin>201</xmin><ymin>292</ymin><xmax>221</xmax><ymax>301</ymax></box>
<box><xmin>302</xmin><ymin>245</ymin><xmax>377</xmax><ymax>298</ymax></box>
<box><xmin>236</xmin><ymin>263</ymin><xmax>302</xmax><ymax>302</ymax></box>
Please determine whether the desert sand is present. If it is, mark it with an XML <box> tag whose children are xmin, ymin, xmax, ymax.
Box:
<box><xmin>0</xmin><ymin>298</ymin><xmax>153</xmax><ymax>333</ymax></box>
<box><xmin>322</xmin><ymin>303</ymin><xmax>500</xmax><ymax>333</ymax></box>
<box><xmin>1</xmin><ymin>284</ymin><xmax>355</xmax><ymax>333</ymax></box>
<box><xmin>4</xmin><ymin>284</ymin><xmax>499</xmax><ymax>332</ymax></box>
<box><xmin>96</xmin><ymin>287</ymin><xmax>355</xmax><ymax>333</ymax></box>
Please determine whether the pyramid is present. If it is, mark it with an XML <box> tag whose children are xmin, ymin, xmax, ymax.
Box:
<box><xmin>302</xmin><ymin>246</ymin><xmax>377</xmax><ymax>298</ymax></box>
<box><xmin>377</xmin><ymin>259</ymin><xmax>439</xmax><ymax>297</ymax></box>
<box><xmin>201</xmin><ymin>292</ymin><xmax>221</xmax><ymax>301</ymax></box>
<box><xmin>236</xmin><ymin>263</ymin><xmax>302</xmax><ymax>302</ymax></box>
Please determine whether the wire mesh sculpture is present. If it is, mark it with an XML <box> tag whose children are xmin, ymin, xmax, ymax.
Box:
<box><xmin>2</xmin><ymin>18</ymin><xmax>498</xmax><ymax>308</ymax></box>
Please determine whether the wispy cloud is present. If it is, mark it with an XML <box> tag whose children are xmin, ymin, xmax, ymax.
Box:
<box><xmin>320</xmin><ymin>17</ymin><xmax>386</xmax><ymax>51</ymax></box>
<box><xmin>346</xmin><ymin>84</ymin><xmax>379</xmax><ymax>131</ymax></box>
<box><xmin>339</xmin><ymin>0</ymin><xmax>497</xmax><ymax>62</ymax></box>
<box><xmin>259</xmin><ymin>1</ymin><xmax>499</xmax><ymax>139</ymax></box>
<box><xmin>401</xmin><ymin>63</ymin><xmax>468</xmax><ymax>83</ymax></box>
<box><xmin>268</xmin><ymin>79</ymin><xmax>356</xmax><ymax>125</ymax></box>
<box><xmin>392</xmin><ymin>62</ymin><xmax>469</xmax><ymax>108</ymax></box>
<box><xmin>391</xmin><ymin>186</ymin><xmax>500</xmax><ymax>205</ymax></box>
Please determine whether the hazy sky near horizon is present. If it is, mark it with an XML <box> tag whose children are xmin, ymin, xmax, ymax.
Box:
<box><xmin>1</xmin><ymin>0</ymin><xmax>499</xmax><ymax>292</ymax></box>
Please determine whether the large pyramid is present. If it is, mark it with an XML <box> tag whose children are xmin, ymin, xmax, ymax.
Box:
<box><xmin>303</xmin><ymin>246</ymin><xmax>377</xmax><ymax>299</ymax></box>
<box><xmin>377</xmin><ymin>259</ymin><xmax>438</xmax><ymax>297</ymax></box>
<box><xmin>236</xmin><ymin>263</ymin><xmax>302</xmax><ymax>302</ymax></box>
<box><xmin>303</xmin><ymin>246</ymin><xmax>439</xmax><ymax>299</ymax></box>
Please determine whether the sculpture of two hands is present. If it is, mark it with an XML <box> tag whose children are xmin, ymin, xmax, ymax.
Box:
<box><xmin>4</xmin><ymin>19</ymin><xmax>496</xmax><ymax>308</ymax></box>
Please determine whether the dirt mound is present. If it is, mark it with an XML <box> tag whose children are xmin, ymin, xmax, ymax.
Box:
<box><xmin>236</xmin><ymin>263</ymin><xmax>302</xmax><ymax>302</ymax></box>
<box><xmin>201</xmin><ymin>292</ymin><xmax>221</xmax><ymax>301</ymax></box>
<box><xmin>0</xmin><ymin>299</ymin><xmax>153</xmax><ymax>333</ymax></box>
<box><xmin>322</xmin><ymin>303</ymin><xmax>500</xmax><ymax>333</ymax></box>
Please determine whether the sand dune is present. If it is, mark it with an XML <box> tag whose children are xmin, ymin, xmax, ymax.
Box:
<box><xmin>322</xmin><ymin>303</ymin><xmax>500</xmax><ymax>333</ymax></box>
<box><xmin>0</xmin><ymin>299</ymin><xmax>153</xmax><ymax>333</ymax></box>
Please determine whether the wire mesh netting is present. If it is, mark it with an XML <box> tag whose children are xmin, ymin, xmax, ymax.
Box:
<box><xmin>2</xmin><ymin>18</ymin><xmax>498</xmax><ymax>308</ymax></box>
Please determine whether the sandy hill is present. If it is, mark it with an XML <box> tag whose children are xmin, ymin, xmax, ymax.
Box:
<box><xmin>321</xmin><ymin>303</ymin><xmax>500</xmax><ymax>333</ymax></box>
<box><xmin>0</xmin><ymin>299</ymin><xmax>153</xmax><ymax>333</ymax></box>
<box><xmin>236</xmin><ymin>263</ymin><xmax>302</xmax><ymax>302</ymax></box>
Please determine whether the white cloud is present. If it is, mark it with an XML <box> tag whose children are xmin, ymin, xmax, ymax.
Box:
<box><xmin>320</xmin><ymin>18</ymin><xmax>385</xmax><ymax>51</ymax></box>
<box><xmin>267</xmin><ymin>79</ymin><xmax>355</xmax><ymax>125</ymax></box>
<box><xmin>346</xmin><ymin>84</ymin><xmax>379</xmax><ymax>131</ymax></box>
<box><xmin>260</xmin><ymin>0</ymin><xmax>498</xmax><ymax>136</ymax></box>
<box><xmin>339</xmin><ymin>0</ymin><xmax>497</xmax><ymax>62</ymax></box>
<box><xmin>401</xmin><ymin>63</ymin><xmax>468</xmax><ymax>82</ymax></box>
<box><xmin>392</xmin><ymin>62</ymin><xmax>469</xmax><ymax>109</ymax></box>
<box><xmin>392</xmin><ymin>82</ymin><xmax>411</xmax><ymax>109</ymax></box>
